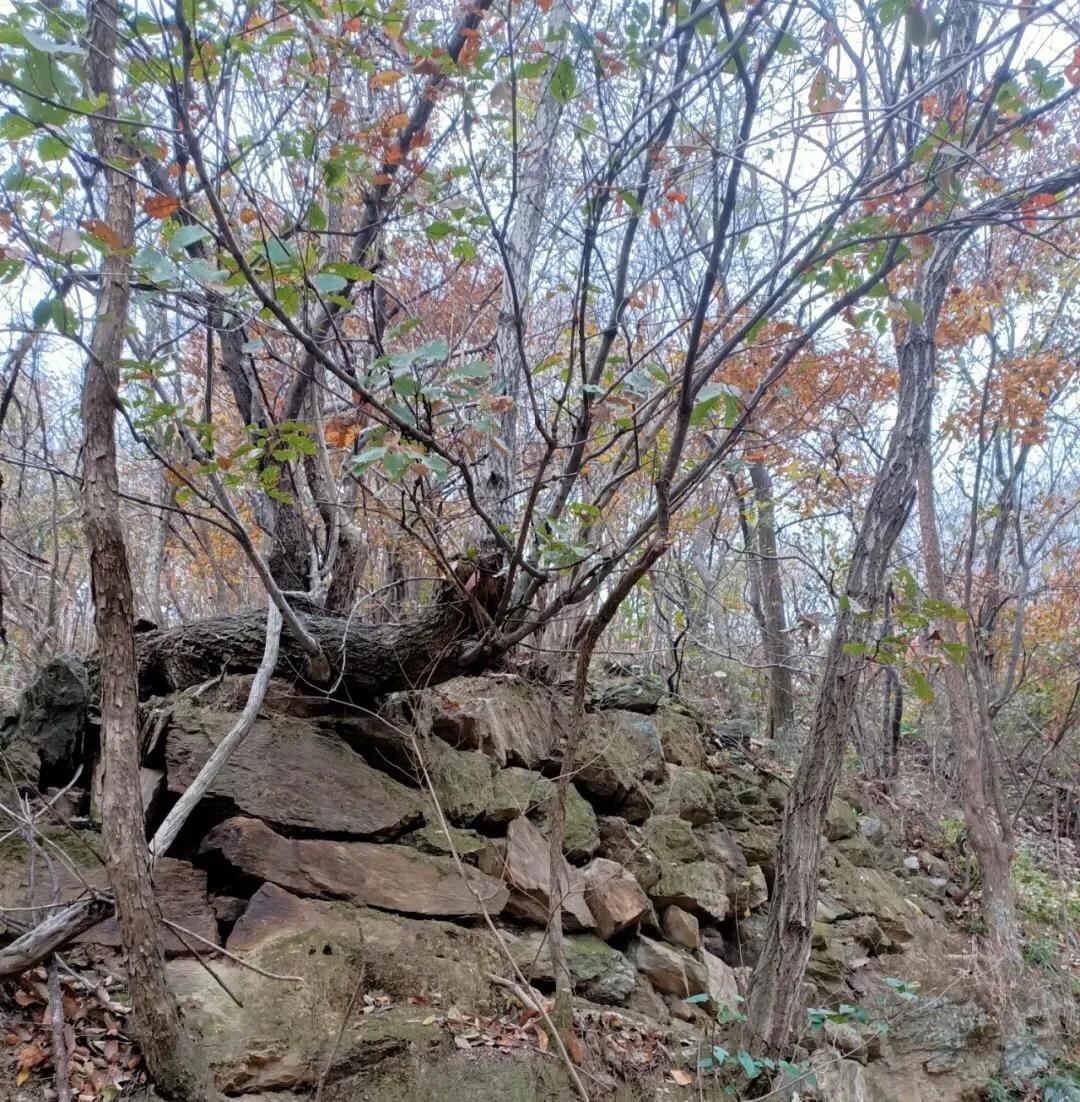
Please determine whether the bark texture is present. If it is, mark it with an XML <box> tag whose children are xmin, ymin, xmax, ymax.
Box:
<box><xmin>81</xmin><ymin>3</ymin><xmax>215</xmax><ymax>1097</ymax></box>
<box><xmin>916</xmin><ymin>454</ymin><xmax>1020</xmax><ymax>967</ymax></box>
<box><xmin>746</xmin><ymin>235</ymin><xmax>960</xmax><ymax>1056</ymax></box>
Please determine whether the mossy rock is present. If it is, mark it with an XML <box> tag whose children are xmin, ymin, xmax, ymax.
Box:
<box><xmin>483</xmin><ymin>767</ymin><xmax>599</xmax><ymax>860</ymax></box>
<box><xmin>825</xmin><ymin>797</ymin><xmax>858</xmax><ymax>841</ymax></box>
<box><xmin>642</xmin><ymin>815</ymin><xmax>705</xmax><ymax>865</ymax></box>
<box><xmin>402</xmin><ymin>819</ymin><xmax>486</xmax><ymax>860</ymax></box>
<box><xmin>427</xmin><ymin>741</ymin><xmax>495</xmax><ymax>824</ymax></box>
<box><xmin>650</xmin><ymin>860</ymin><xmax>729</xmax><ymax>921</ymax></box>
<box><xmin>510</xmin><ymin>929</ymin><xmax>636</xmax><ymax>1004</ymax></box>
<box><xmin>653</xmin><ymin>703</ymin><xmax>706</xmax><ymax>767</ymax></box>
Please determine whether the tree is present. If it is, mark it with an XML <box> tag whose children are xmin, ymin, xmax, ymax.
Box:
<box><xmin>78</xmin><ymin>2</ymin><xmax>215</xmax><ymax>1097</ymax></box>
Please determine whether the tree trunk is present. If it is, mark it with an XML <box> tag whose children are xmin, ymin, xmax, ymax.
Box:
<box><xmin>746</xmin><ymin>236</ymin><xmax>960</xmax><ymax>1057</ymax></box>
<box><xmin>748</xmin><ymin>462</ymin><xmax>795</xmax><ymax>745</ymax></box>
<box><xmin>81</xmin><ymin>4</ymin><xmax>216</xmax><ymax>1097</ymax></box>
<box><xmin>916</xmin><ymin>454</ymin><xmax>1021</xmax><ymax>967</ymax></box>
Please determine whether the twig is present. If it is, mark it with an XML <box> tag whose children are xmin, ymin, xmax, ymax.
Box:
<box><xmin>314</xmin><ymin>963</ymin><xmax>366</xmax><ymax>1102</ymax></box>
<box><xmin>47</xmin><ymin>956</ymin><xmax>72</xmax><ymax>1102</ymax></box>
<box><xmin>164</xmin><ymin>923</ymin><xmax>244</xmax><ymax>1008</ymax></box>
<box><xmin>486</xmin><ymin>972</ymin><xmax>551</xmax><ymax>1016</ymax></box>
<box><xmin>159</xmin><ymin>917</ymin><xmax>303</xmax><ymax>982</ymax></box>
<box><xmin>150</xmin><ymin>601</ymin><xmax>282</xmax><ymax>859</ymax></box>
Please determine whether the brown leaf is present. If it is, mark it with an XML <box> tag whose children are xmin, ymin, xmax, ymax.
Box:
<box><xmin>82</xmin><ymin>219</ymin><xmax>123</xmax><ymax>250</ymax></box>
<box><xmin>562</xmin><ymin>1029</ymin><xmax>583</xmax><ymax>1066</ymax></box>
<box><xmin>143</xmin><ymin>193</ymin><xmax>180</xmax><ymax>219</ymax></box>
<box><xmin>669</xmin><ymin>1068</ymin><xmax>694</xmax><ymax>1086</ymax></box>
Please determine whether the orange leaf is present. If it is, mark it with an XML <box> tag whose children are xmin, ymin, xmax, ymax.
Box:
<box><xmin>372</xmin><ymin>173</ymin><xmax>394</xmax><ymax>185</ymax></box>
<box><xmin>413</xmin><ymin>57</ymin><xmax>441</xmax><ymax>77</ymax></box>
<box><xmin>561</xmin><ymin>1029</ymin><xmax>583</xmax><ymax>1065</ymax></box>
<box><xmin>386</xmin><ymin>112</ymin><xmax>410</xmax><ymax>128</ymax></box>
<box><xmin>538</xmin><ymin>0</ymin><xmax>554</xmax><ymax>10</ymax></box>
<box><xmin>239</xmin><ymin>207</ymin><xmax>258</xmax><ymax>224</ymax></box>
<box><xmin>143</xmin><ymin>193</ymin><xmax>180</xmax><ymax>219</ymax></box>
<box><xmin>669</xmin><ymin>1068</ymin><xmax>694</xmax><ymax>1086</ymax></box>
<box><xmin>369</xmin><ymin>69</ymin><xmax>404</xmax><ymax>90</ymax></box>
<box><xmin>384</xmin><ymin>146</ymin><xmax>404</xmax><ymax>166</ymax></box>
<box><xmin>81</xmin><ymin>219</ymin><xmax>123</xmax><ymax>250</ymax></box>
<box><xmin>665</xmin><ymin>189</ymin><xmax>687</xmax><ymax>203</ymax></box>
<box><xmin>648</xmin><ymin>209</ymin><xmax>661</xmax><ymax>229</ymax></box>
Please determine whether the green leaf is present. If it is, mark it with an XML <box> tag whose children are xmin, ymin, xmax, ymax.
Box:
<box><xmin>550</xmin><ymin>57</ymin><xmax>576</xmax><ymax>104</ymax></box>
<box><xmin>352</xmin><ymin>446</ymin><xmax>387</xmax><ymax>470</ymax></box>
<box><xmin>170</xmin><ymin>224</ymin><xmax>212</xmax><ymax>250</ymax></box>
<box><xmin>425</xmin><ymin>220</ymin><xmax>454</xmax><ymax>241</ymax></box>
<box><xmin>776</xmin><ymin>32</ymin><xmax>800</xmax><ymax>54</ymax></box>
<box><xmin>738</xmin><ymin>1050</ymin><xmax>762</xmax><ymax>1080</ymax></box>
<box><xmin>311</xmin><ymin>271</ymin><xmax>348</xmax><ymax>293</ymax></box>
<box><xmin>0</xmin><ymin>113</ymin><xmax>37</xmax><ymax>139</ymax></box>
<box><xmin>906</xmin><ymin>667</ymin><xmax>935</xmax><ymax>704</ymax></box>
<box><xmin>36</xmin><ymin>134</ymin><xmax>67</xmax><ymax>161</ymax></box>
<box><xmin>901</xmin><ymin>298</ymin><xmax>924</xmax><ymax>324</ymax></box>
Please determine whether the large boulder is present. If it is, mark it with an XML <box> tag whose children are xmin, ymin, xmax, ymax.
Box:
<box><xmin>228</xmin><ymin>883</ymin><xmax>504</xmax><ymax>1009</ymax></box>
<box><xmin>0</xmin><ymin>828</ymin><xmax>215</xmax><ymax>957</ymax></box>
<box><xmin>580</xmin><ymin>857</ymin><xmax>650</xmax><ymax>940</ymax></box>
<box><xmin>477</xmin><ymin>817</ymin><xmax>594</xmax><ymax>930</ymax></box>
<box><xmin>628</xmin><ymin>935</ymin><xmax>708</xmax><ymax>998</ymax></box>
<box><xmin>425</xmin><ymin>740</ymin><xmax>495</xmax><ymax>824</ymax></box>
<box><xmin>597</xmin><ymin>816</ymin><xmax>662</xmax><ymax>892</ymax></box>
<box><xmin>642</xmin><ymin>815</ymin><xmax>705</xmax><ymax>865</ymax></box>
<box><xmin>483</xmin><ymin>767</ymin><xmax>599</xmax><ymax>861</ymax></box>
<box><xmin>649</xmin><ymin>860</ymin><xmax>729</xmax><ymax>921</ymax></box>
<box><xmin>166</xmin><ymin>698</ymin><xmax>422</xmax><ymax>838</ymax></box>
<box><xmin>508</xmin><ymin>929</ymin><xmax>636</xmax><ymax>1004</ymax></box>
<box><xmin>574</xmin><ymin>711</ymin><xmax>666</xmax><ymax>803</ymax></box>
<box><xmin>624</xmin><ymin>764</ymin><xmax>718</xmax><ymax>825</ymax></box>
<box><xmin>171</xmin><ymin>922</ymin><xmax>446</xmax><ymax>1093</ymax></box>
<box><xmin>826</xmin><ymin>797</ymin><xmax>859</xmax><ymax>841</ymax></box>
<box><xmin>589</xmin><ymin>671</ymin><xmax>666</xmax><ymax>714</ymax></box>
<box><xmin>202</xmin><ymin>816</ymin><xmax>507</xmax><ymax>917</ymax></box>
<box><xmin>423</xmin><ymin>675</ymin><xmax>569</xmax><ymax>768</ymax></box>
<box><xmin>824</xmin><ymin>852</ymin><xmax>925</xmax><ymax>942</ymax></box>
<box><xmin>653</xmin><ymin>703</ymin><xmax>706</xmax><ymax>768</ymax></box>
<box><xmin>12</xmin><ymin>654</ymin><xmax>89</xmax><ymax>785</ymax></box>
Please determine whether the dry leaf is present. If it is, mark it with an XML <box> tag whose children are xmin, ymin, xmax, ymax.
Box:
<box><xmin>669</xmin><ymin>1068</ymin><xmax>694</xmax><ymax>1086</ymax></box>
<box><xmin>82</xmin><ymin>219</ymin><xmax>123</xmax><ymax>250</ymax></box>
<box><xmin>370</xmin><ymin>69</ymin><xmax>404</xmax><ymax>89</ymax></box>
<box><xmin>143</xmin><ymin>194</ymin><xmax>180</xmax><ymax>219</ymax></box>
<box><xmin>562</xmin><ymin>1029</ymin><xmax>583</xmax><ymax>1066</ymax></box>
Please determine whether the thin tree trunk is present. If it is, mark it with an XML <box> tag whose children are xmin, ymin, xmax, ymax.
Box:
<box><xmin>748</xmin><ymin>462</ymin><xmax>795</xmax><ymax>745</ymax></box>
<box><xmin>82</xmin><ymin>5</ymin><xmax>216</xmax><ymax>1096</ymax></box>
<box><xmin>916</xmin><ymin>454</ymin><xmax>1021</xmax><ymax>967</ymax></box>
<box><xmin>746</xmin><ymin>234</ymin><xmax>961</xmax><ymax>1057</ymax></box>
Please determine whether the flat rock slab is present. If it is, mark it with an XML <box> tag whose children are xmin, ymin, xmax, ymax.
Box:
<box><xmin>581</xmin><ymin>857</ymin><xmax>650</xmax><ymax>941</ymax></box>
<box><xmin>228</xmin><ymin>883</ymin><xmax>504</xmax><ymax>1010</ymax></box>
<box><xmin>166</xmin><ymin>698</ymin><xmax>422</xmax><ymax>838</ymax></box>
<box><xmin>202</xmin><ymin>816</ymin><xmax>507</xmax><ymax>917</ymax></box>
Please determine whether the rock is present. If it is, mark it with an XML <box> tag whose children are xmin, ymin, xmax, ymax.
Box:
<box><xmin>729</xmin><ymin>864</ymin><xmax>769</xmax><ymax>912</ymax></box>
<box><xmin>824</xmin><ymin>1019</ymin><xmax>870</xmax><ymax>1063</ymax></box>
<box><xmin>629</xmin><ymin>935</ymin><xmax>708</xmax><ymax>998</ymax></box>
<box><xmin>590</xmin><ymin>670</ymin><xmax>666</xmax><ymax>713</ymax></box>
<box><xmin>858</xmin><ymin>816</ymin><xmax>888</xmax><ymax>844</ymax></box>
<box><xmin>210</xmin><ymin>894</ymin><xmax>247</xmax><ymax>925</ymax></box>
<box><xmin>642</xmin><ymin>815</ymin><xmax>704</xmax><ymax>865</ymax></box>
<box><xmin>13</xmin><ymin>654</ymin><xmax>89</xmax><ymax>785</ymax></box>
<box><xmin>508</xmin><ymin>929</ymin><xmax>636</xmax><ymax>1004</ymax></box>
<box><xmin>477</xmin><ymin>817</ymin><xmax>593</xmax><ymax>930</ymax></box>
<box><xmin>661</xmin><ymin>905</ymin><xmax>699</xmax><ymax>950</ymax></box>
<box><xmin>485</xmin><ymin>767</ymin><xmax>555</xmax><ymax>823</ymax></box>
<box><xmin>723</xmin><ymin>913</ymin><xmax>768</xmax><ymax>969</ymax></box>
<box><xmin>699</xmin><ymin>824</ymin><xmax>748</xmax><ymax>874</ymax></box>
<box><xmin>202</xmin><ymin>816</ymin><xmax>508</xmax><ymax>917</ymax></box>
<box><xmin>0</xmin><ymin>828</ymin><xmax>215</xmax><ymax>957</ymax></box>
<box><xmin>927</xmin><ymin>876</ymin><xmax>950</xmax><ymax>897</ymax></box>
<box><xmin>653</xmin><ymin>704</ymin><xmax>706</xmax><ymax>767</ymax></box>
<box><xmin>424</xmin><ymin>675</ymin><xmax>568</xmax><ymax>768</ymax></box>
<box><xmin>166</xmin><ymin>698</ymin><xmax>422</xmax><ymax>838</ymax></box>
<box><xmin>625</xmin><ymin>764</ymin><xmax>718</xmax><ymax>826</ymax></box>
<box><xmin>824</xmin><ymin>853</ymin><xmax>923</xmax><ymax>942</ymax></box>
<box><xmin>731</xmin><ymin>823</ymin><xmax>779</xmax><ymax>882</ymax></box>
<box><xmin>172</xmin><ymin>933</ymin><xmax>444</xmax><ymax>1093</ymax></box>
<box><xmin>903</xmin><ymin>854</ymin><xmax>921</xmax><ymax>874</ymax></box>
<box><xmin>597</xmin><ymin>817</ymin><xmax>661</xmax><ymax>891</ymax></box>
<box><xmin>700</xmin><ymin>948</ymin><xmax>739</xmax><ymax>1012</ymax></box>
<box><xmin>650</xmin><ymin>861</ymin><xmax>729</xmax><ymax>921</ymax></box>
<box><xmin>712</xmin><ymin>718</ymin><xmax>755</xmax><ymax>749</ymax></box>
<box><xmin>574</xmin><ymin>711</ymin><xmax>666</xmax><ymax>803</ymax></box>
<box><xmin>918</xmin><ymin>849</ymin><xmax>951</xmax><ymax>879</ymax></box>
<box><xmin>89</xmin><ymin>858</ymin><xmax>219</xmax><ymax>956</ymax></box>
<box><xmin>826</xmin><ymin>798</ymin><xmax>858</xmax><ymax>841</ymax></box>
<box><xmin>228</xmin><ymin>883</ymin><xmax>503</xmax><ymax>1010</ymax></box>
<box><xmin>400</xmin><ymin>821</ymin><xmax>487</xmax><ymax>860</ymax></box>
<box><xmin>700</xmin><ymin>926</ymin><xmax>724</xmax><ymax>958</ymax></box>
<box><xmin>581</xmin><ymin>858</ymin><xmax>650</xmax><ymax>940</ymax></box>
<box><xmin>425</xmin><ymin>741</ymin><xmax>494</xmax><ymax>824</ymax></box>
<box><xmin>807</xmin><ymin>1055</ymin><xmax>870</xmax><ymax>1101</ymax></box>
<box><xmin>483</xmin><ymin>768</ymin><xmax>598</xmax><ymax>860</ymax></box>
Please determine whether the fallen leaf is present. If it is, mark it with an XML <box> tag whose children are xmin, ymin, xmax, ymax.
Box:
<box><xmin>562</xmin><ymin>1028</ymin><xmax>584</xmax><ymax>1066</ymax></box>
<box><xmin>669</xmin><ymin>1068</ymin><xmax>694</xmax><ymax>1086</ymax></box>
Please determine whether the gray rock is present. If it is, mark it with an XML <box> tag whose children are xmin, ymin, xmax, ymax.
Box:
<box><xmin>661</xmin><ymin>905</ymin><xmax>699</xmax><ymax>950</ymax></box>
<box><xmin>13</xmin><ymin>654</ymin><xmax>89</xmax><ymax>785</ymax></box>
<box><xmin>590</xmin><ymin>671</ymin><xmax>666</xmax><ymax>714</ymax></box>
<box><xmin>858</xmin><ymin>816</ymin><xmax>888</xmax><ymax>844</ymax></box>
<box><xmin>575</xmin><ymin>711</ymin><xmax>666</xmax><ymax>803</ymax></box>
<box><xmin>903</xmin><ymin>854</ymin><xmax>921</xmax><ymax>873</ymax></box>
<box><xmin>509</xmin><ymin>929</ymin><xmax>636</xmax><ymax>1004</ymax></box>
<box><xmin>629</xmin><ymin>934</ymin><xmax>708</xmax><ymax>997</ymax></box>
